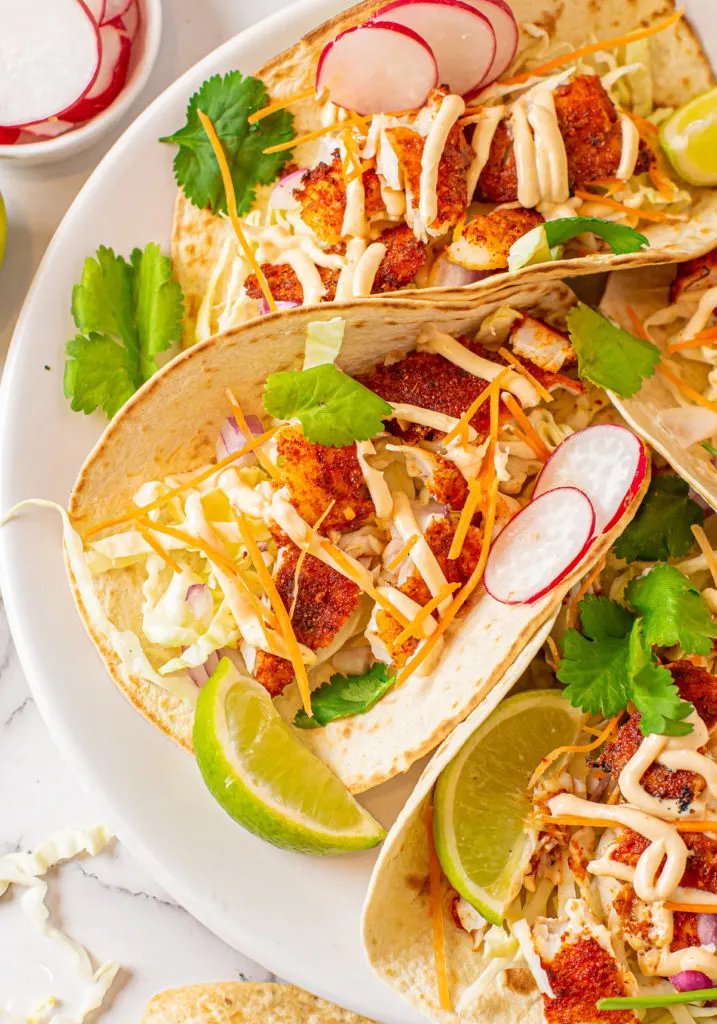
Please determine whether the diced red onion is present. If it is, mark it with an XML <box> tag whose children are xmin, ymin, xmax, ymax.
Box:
<box><xmin>670</xmin><ymin>970</ymin><xmax>715</xmax><ymax>992</ymax></box>
<box><xmin>412</xmin><ymin>500</ymin><xmax>448</xmax><ymax>532</ymax></box>
<box><xmin>216</xmin><ymin>415</ymin><xmax>265</xmax><ymax>462</ymax></box>
<box><xmin>270</xmin><ymin>168</ymin><xmax>308</xmax><ymax>211</ymax></box>
<box><xmin>260</xmin><ymin>299</ymin><xmax>300</xmax><ymax>316</ymax></box>
<box><xmin>185</xmin><ymin>650</ymin><xmax>220</xmax><ymax>688</ymax></box>
<box><xmin>688</xmin><ymin>487</ymin><xmax>714</xmax><ymax>513</ymax></box>
<box><xmin>698</xmin><ymin>913</ymin><xmax>717</xmax><ymax>947</ymax></box>
<box><xmin>186</xmin><ymin>583</ymin><xmax>212</xmax><ymax>625</ymax></box>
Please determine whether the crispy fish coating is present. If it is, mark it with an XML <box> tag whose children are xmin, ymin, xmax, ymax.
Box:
<box><xmin>372</xmin><ymin>224</ymin><xmax>427</xmax><ymax>292</ymax></box>
<box><xmin>245</xmin><ymin>263</ymin><xmax>340</xmax><ymax>305</ymax></box>
<box><xmin>254</xmin><ymin>541</ymin><xmax>361</xmax><ymax>696</ymax></box>
<box><xmin>540</xmin><ymin>938</ymin><xmax>637</xmax><ymax>1024</ymax></box>
<box><xmin>276</xmin><ymin>426</ymin><xmax>374</xmax><ymax>532</ymax></box>
<box><xmin>670</xmin><ymin>246</ymin><xmax>717</xmax><ymax>303</ymax></box>
<box><xmin>293</xmin><ymin>154</ymin><xmax>385</xmax><ymax>245</ymax></box>
<box><xmin>508</xmin><ymin>315</ymin><xmax>577</xmax><ymax>373</ymax></box>
<box><xmin>476</xmin><ymin>75</ymin><xmax>651</xmax><ymax>203</ymax></box>
<box><xmin>447</xmin><ymin>207</ymin><xmax>544</xmax><ymax>270</ymax></box>
<box><xmin>425</xmin><ymin>453</ymin><xmax>469</xmax><ymax>510</ymax></box>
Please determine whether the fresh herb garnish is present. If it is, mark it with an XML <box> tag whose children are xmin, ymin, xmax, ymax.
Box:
<box><xmin>613</xmin><ymin>475</ymin><xmax>704</xmax><ymax>562</ymax></box>
<box><xmin>64</xmin><ymin>244</ymin><xmax>183</xmax><ymax>419</ymax></box>
<box><xmin>557</xmin><ymin>560</ymin><xmax>716</xmax><ymax>735</ymax></box>
<box><xmin>160</xmin><ymin>72</ymin><xmax>295</xmax><ymax>216</ymax></box>
<box><xmin>543</xmin><ymin>217</ymin><xmax>649</xmax><ymax>254</ymax></box>
<box><xmin>293</xmin><ymin>664</ymin><xmax>395</xmax><ymax>729</ymax></box>
<box><xmin>598</xmin><ymin>989</ymin><xmax>717</xmax><ymax>1010</ymax></box>
<box><xmin>566</xmin><ymin>302</ymin><xmax>661</xmax><ymax>398</ymax></box>
<box><xmin>702</xmin><ymin>440</ymin><xmax>717</xmax><ymax>459</ymax></box>
<box><xmin>263</xmin><ymin>363</ymin><xmax>392</xmax><ymax>447</ymax></box>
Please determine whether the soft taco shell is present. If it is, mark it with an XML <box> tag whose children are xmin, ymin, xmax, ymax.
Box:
<box><xmin>172</xmin><ymin>0</ymin><xmax>716</xmax><ymax>344</ymax></box>
<box><xmin>142</xmin><ymin>983</ymin><xmax>377</xmax><ymax>1023</ymax></box>
<box><xmin>600</xmin><ymin>263</ymin><xmax>717</xmax><ymax>511</ymax></box>
<box><xmin>68</xmin><ymin>284</ymin><xmax>648</xmax><ymax>792</ymax></box>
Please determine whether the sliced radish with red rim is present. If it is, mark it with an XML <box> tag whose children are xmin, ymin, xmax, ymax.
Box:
<box><xmin>64</xmin><ymin>24</ymin><xmax>132</xmax><ymax>122</ymax></box>
<box><xmin>533</xmin><ymin>424</ymin><xmax>647</xmax><ymax>535</ymax></box>
<box><xmin>371</xmin><ymin>0</ymin><xmax>496</xmax><ymax>97</ymax></box>
<box><xmin>270</xmin><ymin>169</ymin><xmax>308</xmax><ymax>211</ymax></box>
<box><xmin>462</xmin><ymin>0</ymin><xmax>518</xmax><ymax>87</ymax></box>
<box><xmin>484</xmin><ymin>487</ymin><xmax>596</xmax><ymax>606</ymax></box>
<box><xmin>0</xmin><ymin>0</ymin><xmax>101</xmax><ymax>128</ymax></box>
<box><xmin>84</xmin><ymin>0</ymin><xmax>106</xmax><ymax>22</ymax></box>
<box><xmin>100</xmin><ymin>0</ymin><xmax>131</xmax><ymax>22</ymax></box>
<box><xmin>23</xmin><ymin>119</ymin><xmax>75</xmax><ymax>138</ymax></box>
<box><xmin>316</xmin><ymin>23</ymin><xmax>438</xmax><ymax>114</ymax></box>
<box><xmin>118</xmin><ymin>0</ymin><xmax>139</xmax><ymax>39</ymax></box>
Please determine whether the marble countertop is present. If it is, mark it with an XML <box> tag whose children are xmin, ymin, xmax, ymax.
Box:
<box><xmin>0</xmin><ymin>1</ymin><xmax>290</xmax><ymax>1018</ymax></box>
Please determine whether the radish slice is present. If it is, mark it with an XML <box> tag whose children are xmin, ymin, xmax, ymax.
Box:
<box><xmin>0</xmin><ymin>127</ymin><xmax>20</xmax><ymax>145</ymax></box>
<box><xmin>371</xmin><ymin>0</ymin><xmax>495</xmax><ymax>97</ymax></box>
<box><xmin>118</xmin><ymin>0</ymin><xmax>139</xmax><ymax>40</ymax></box>
<box><xmin>270</xmin><ymin>169</ymin><xmax>308</xmax><ymax>211</ymax></box>
<box><xmin>484</xmin><ymin>487</ymin><xmax>596</xmax><ymax>606</ymax></box>
<box><xmin>533</xmin><ymin>424</ymin><xmax>647</xmax><ymax>535</ymax></box>
<box><xmin>23</xmin><ymin>118</ymin><xmax>75</xmax><ymax>138</ymax></box>
<box><xmin>64</xmin><ymin>24</ymin><xmax>131</xmax><ymax>122</ymax></box>
<box><xmin>463</xmin><ymin>0</ymin><xmax>518</xmax><ymax>86</ymax></box>
<box><xmin>84</xmin><ymin>0</ymin><xmax>106</xmax><ymax>22</ymax></box>
<box><xmin>0</xmin><ymin>0</ymin><xmax>101</xmax><ymax>128</ymax></box>
<box><xmin>316</xmin><ymin>23</ymin><xmax>438</xmax><ymax>115</ymax></box>
<box><xmin>101</xmin><ymin>0</ymin><xmax>131</xmax><ymax>22</ymax></box>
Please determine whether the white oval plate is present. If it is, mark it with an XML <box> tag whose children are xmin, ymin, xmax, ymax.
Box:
<box><xmin>0</xmin><ymin>0</ymin><xmax>426</xmax><ymax>1019</ymax></box>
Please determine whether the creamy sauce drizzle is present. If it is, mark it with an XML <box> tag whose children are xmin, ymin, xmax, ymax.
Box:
<box><xmin>388</xmin><ymin>402</ymin><xmax>478</xmax><ymax>441</ymax></box>
<box><xmin>335</xmin><ymin>238</ymin><xmax>367</xmax><ymax>301</ymax></box>
<box><xmin>617</xmin><ymin>113</ymin><xmax>640</xmax><ymax>181</ymax></box>
<box><xmin>527</xmin><ymin>89</ymin><xmax>570</xmax><ymax>204</ymax></box>
<box><xmin>511</xmin><ymin>99</ymin><xmax>540</xmax><ymax>209</ymax></box>
<box><xmin>391</xmin><ymin>491</ymin><xmax>451</xmax><ymax>612</ymax></box>
<box><xmin>466</xmin><ymin>105</ymin><xmax>505</xmax><ymax>202</ymax></box>
<box><xmin>419</xmin><ymin>93</ymin><xmax>465</xmax><ymax>228</ymax></box>
<box><xmin>356</xmin><ymin>440</ymin><xmax>393</xmax><ymax>519</ymax></box>
<box><xmin>353</xmin><ymin>241</ymin><xmax>387</xmax><ymax>297</ymax></box>
<box><xmin>275</xmin><ymin>250</ymin><xmax>326</xmax><ymax>305</ymax></box>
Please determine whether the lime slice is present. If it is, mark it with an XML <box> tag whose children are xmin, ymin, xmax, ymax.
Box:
<box><xmin>0</xmin><ymin>191</ymin><xmax>6</xmax><ymax>270</ymax></box>
<box><xmin>508</xmin><ymin>225</ymin><xmax>562</xmax><ymax>273</ymax></box>
<box><xmin>660</xmin><ymin>86</ymin><xmax>717</xmax><ymax>186</ymax></box>
<box><xmin>193</xmin><ymin>659</ymin><xmax>385</xmax><ymax>854</ymax></box>
<box><xmin>433</xmin><ymin>689</ymin><xmax>584</xmax><ymax>925</ymax></box>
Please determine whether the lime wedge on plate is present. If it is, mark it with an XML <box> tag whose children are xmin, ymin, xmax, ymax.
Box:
<box><xmin>660</xmin><ymin>86</ymin><xmax>717</xmax><ymax>186</ymax></box>
<box><xmin>433</xmin><ymin>689</ymin><xmax>584</xmax><ymax>925</ymax></box>
<box><xmin>193</xmin><ymin>659</ymin><xmax>385</xmax><ymax>854</ymax></box>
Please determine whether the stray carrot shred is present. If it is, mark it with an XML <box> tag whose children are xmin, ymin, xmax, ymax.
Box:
<box><xmin>395</xmin><ymin>583</ymin><xmax>461</xmax><ymax>645</ymax></box>
<box><xmin>264</xmin><ymin>122</ymin><xmax>344</xmax><ymax>155</ymax></box>
<box><xmin>448</xmin><ymin>476</ymin><xmax>483</xmax><ymax>560</ymax></box>
<box><xmin>441</xmin><ymin>368</ymin><xmax>511</xmax><ymax>447</ymax></box>
<box><xmin>658</xmin><ymin>363</ymin><xmax>717</xmax><ymax>416</ymax></box>
<box><xmin>136</xmin><ymin>522</ymin><xmax>182</xmax><ymax>574</ymax></box>
<box><xmin>668</xmin><ymin>325</ymin><xmax>717</xmax><ymax>352</ymax></box>
<box><xmin>498</xmin><ymin>346</ymin><xmax>553</xmax><ymax>403</ymax></box>
<box><xmin>566</xmin><ymin>556</ymin><xmax>606</xmax><ymax>629</ymax></box>
<box><xmin>225</xmin><ymin>388</ymin><xmax>279</xmax><ymax>480</ymax></box>
<box><xmin>649</xmin><ymin>165</ymin><xmax>677</xmax><ymax>201</ymax></box>
<box><xmin>290</xmin><ymin>500</ymin><xmax>335</xmax><ymax>619</ymax></box>
<box><xmin>247</xmin><ymin>86</ymin><xmax>316</xmax><ymax>124</ymax></box>
<box><xmin>528</xmin><ymin>716</ymin><xmax>617</xmax><ymax>790</ymax></box>
<box><xmin>386</xmin><ymin>533</ymin><xmax>420</xmax><ymax>572</ymax></box>
<box><xmin>665</xmin><ymin>901</ymin><xmax>717</xmax><ymax>912</ymax></box>
<box><xmin>426</xmin><ymin>803</ymin><xmax>452</xmax><ymax>1012</ymax></box>
<box><xmin>575</xmin><ymin>190</ymin><xmax>686</xmax><ymax>223</ymax></box>
<box><xmin>626</xmin><ymin>305</ymin><xmax>650</xmax><ymax>341</ymax></box>
<box><xmin>501</xmin><ymin>392</ymin><xmax>551</xmax><ymax>461</ymax></box>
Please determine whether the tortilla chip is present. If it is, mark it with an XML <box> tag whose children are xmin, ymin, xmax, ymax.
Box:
<box><xmin>142</xmin><ymin>983</ymin><xmax>376</xmax><ymax>1023</ymax></box>
<box><xmin>171</xmin><ymin>0</ymin><xmax>716</xmax><ymax>344</ymax></box>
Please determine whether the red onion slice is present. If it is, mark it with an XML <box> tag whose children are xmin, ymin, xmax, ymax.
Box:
<box><xmin>270</xmin><ymin>169</ymin><xmax>308</xmax><ymax>211</ymax></box>
<box><xmin>698</xmin><ymin>913</ymin><xmax>717</xmax><ymax>948</ymax></box>
<box><xmin>186</xmin><ymin>583</ymin><xmax>213</xmax><ymax>625</ymax></box>
<box><xmin>260</xmin><ymin>299</ymin><xmax>300</xmax><ymax>316</ymax></box>
<box><xmin>670</xmin><ymin>970</ymin><xmax>715</xmax><ymax>992</ymax></box>
<box><xmin>185</xmin><ymin>650</ymin><xmax>220</xmax><ymax>688</ymax></box>
<box><xmin>215</xmin><ymin>415</ymin><xmax>265</xmax><ymax>462</ymax></box>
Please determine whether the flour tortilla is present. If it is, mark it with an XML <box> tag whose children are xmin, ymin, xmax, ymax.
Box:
<box><xmin>68</xmin><ymin>283</ymin><xmax>649</xmax><ymax>793</ymax></box>
<box><xmin>172</xmin><ymin>0</ymin><xmax>716</xmax><ymax>344</ymax></box>
<box><xmin>142</xmin><ymin>983</ymin><xmax>377</xmax><ymax>1023</ymax></box>
<box><xmin>361</xmin><ymin>618</ymin><xmax>558</xmax><ymax>1024</ymax></box>
<box><xmin>601</xmin><ymin>263</ymin><xmax>717</xmax><ymax>511</ymax></box>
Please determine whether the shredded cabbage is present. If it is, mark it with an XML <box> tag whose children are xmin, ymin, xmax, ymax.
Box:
<box><xmin>160</xmin><ymin>599</ymin><xmax>240</xmax><ymax>673</ymax></box>
<box><xmin>623</xmin><ymin>39</ymin><xmax>653</xmax><ymax>116</ymax></box>
<box><xmin>303</xmin><ymin>317</ymin><xmax>346</xmax><ymax>370</ymax></box>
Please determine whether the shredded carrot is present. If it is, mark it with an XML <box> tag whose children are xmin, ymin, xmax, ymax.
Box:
<box><xmin>668</xmin><ymin>326</ymin><xmax>717</xmax><ymax>352</ymax></box>
<box><xmin>501</xmin><ymin>392</ymin><xmax>551</xmax><ymax>461</ymax></box>
<box><xmin>136</xmin><ymin>522</ymin><xmax>182</xmax><ymax>574</ymax></box>
<box><xmin>649</xmin><ymin>165</ymin><xmax>678</xmax><ymax>201</ymax></box>
<box><xmin>542</xmin><ymin>815</ymin><xmax>717</xmax><ymax>833</ymax></box>
<box><xmin>498</xmin><ymin>347</ymin><xmax>553</xmax><ymax>404</ymax></box>
<box><xmin>626</xmin><ymin>305</ymin><xmax>650</xmax><ymax>341</ymax></box>
<box><xmin>658</xmin><ymin>363</ymin><xmax>717</xmax><ymax>415</ymax></box>
<box><xmin>348</xmin><ymin>111</ymin><xmax>371</xmax><ymax>136</ymax></box>
<box><xmin>574</xmin><ymin>189</ymin><xmax>686</xmax><ymax>223</ymax></box>
<box><xmin>426</xmin><ymin>804</ymin><xmax>451</xmax><ymax>1012</ymax></box>
<box><xmin>665</xmin><ymin>900</ymin><xmax>717</xmax><ymax>912</ymax></box>
<box><xmin>81</xmin><ymin>428</ymin><xmax>279</xmax><ymax>539</ymax></box>
<box><xmin>198</xmin><ymin>111</ymin><xmax>276</xmax><ymax>313</ymax></box>
<box><xmin>341</xmin><ymin>125</ymin><xmax>363</xmax><ymax>178</ymax></box>
<box><xmin>489</xmin><ymin>379</ymin><xmax>500</xmax><ymax>444</ymax></box>
<box><xmin>235</xmin><ymin>511</ymin><xmax>312</xmax><ymax>715</ymax></box>
<box><xmin>566</xmin><ymin>556</ymin><xmax>606</xmax><ymax>628</ymax></box>
<box><xmin>448</xmin><ymin>476</ymin><xmax>483</xmax><ymax>560</ymax></box>
<box><xmin>319</xmin><ymin>540</ymin><xmax>412</xmax><ymax>629</ymax></box>
<box><xmin>585</xmin><ymin>177</ymin><xmax>624</xmax><ymax>196</ymax></box>
<box><xmin>264</xmin><ymin>122</ymin><xmax>344</xmax><ymax>155</ymax></box>
<box><xmin>289</xmin><ymin>499</ymin><xmax>335</xmax><ymax>619</ymax></box>
<box><xmin>546</xmin><ymin>635</ymin><xmax>560</xmax><ymax>669</ymax></box>
<box><xmin>688</xmin><ymin>325</ymin><xmax>717</xmax><ymax>344</ymax></box>
<box><xmin>528</xmin><ymin>716</ymin><xmax>617</xmax><ymax>789</ymax></box>
<box><xmin>225</xmin><ymin>388</ymin><xmax>279</xmax><ymax>480</ymax></box>
<box><xmin>625</xmin><ymin>110</ymin><xmax>660</xmax><ymax>140</ymax></box>
<box><xmin>441</xmin><ymin>368</ymin><xmax>512</xmax><ymax>447</ymax></box>
<box><xmin>395</xmin><ymin>583</ymin><xmax>461</xmax><ymax>645</ymax></box>
<box><xmin>386</xmin><ymin>533</ymin><xmax>420</xmax><ymax>572</ymax></box>
<box><xmin>496</xmin><ymin>8</ymin><xmax>684</xmax><ymax>87</ymax></box>
<box><xmin>247</xmin><ymin>86</ymin><xmax>316</xmax><ymax>124</ymax></box>
<box><xmin>691</xmin><ymin>524</ymin><xmax>717</xmax><ymax>589</ymax></box>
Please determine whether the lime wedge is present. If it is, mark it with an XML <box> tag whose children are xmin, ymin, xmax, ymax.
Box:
<box><xmin>508</xmin><ymin>225</ymin><xmax>562</xmax><ymax>273</ymax></box>
<box><xmin>660</xmin><ymin>86</ymin><xmax>717</xmax><ymax>186</ymax></box>
<box><xmin>193</xmin><ymin>659</ymin><xmax>385</xmax><ymax>854</ymax></box>
<box><xmin>433</xmin><ymin>689</ymin><xmax>584</xmax><ymax>925</ymax></box>
<box><xmin>0</xmin><ymin>191</ymin><xmax>6</xmax><ymax>270</ymax></box>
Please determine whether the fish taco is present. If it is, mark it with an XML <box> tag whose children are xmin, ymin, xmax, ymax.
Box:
<box><xmin>364</xmin><ymin>467</ymin><xmax>717</xmax><ymax>1020</ymax></box>
<box><xmin>167</xmin><ymin>0</ymin><xmax>717</xmax><ymax>346</ymax></box>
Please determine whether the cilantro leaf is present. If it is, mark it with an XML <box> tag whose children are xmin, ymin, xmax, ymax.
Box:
<box><xmin>628</xmin><ymin>620</ymin><xmax>693</xmax><ymax>737</ymax></box>
<box><xmin>64</xmin><ymin>244</ymin><xmax>184</xmax><ymax>419</ymax></box>
<box><xmin>626</xmin><ymin>563</ymin><xmax>717</xmax><ymax>657</ymax></box>
<box><xmin>293</xmin><ymin>664</ymin><xmax>395</xmax><ymax>729</ymax></box>
<box><xmin>702</xmin><ymin>441</ymin><xmax>717</xmax><ymax>459</ymax></box>
<box><xmin>613</xmin><ymin>475</ymin><xmax>704</xmax><ymax>562</ymax></box>
<box><xmin>263</xmin><ymin>364</ymin><xmax>392</xmax><ymax>447</ymax></box>
<box><xmin>160</xmin><ymin>72</ymin><xmax>295</xmax><ymax>216</ymax></box>
<box><xmin>566</xmin><ymin>303</ymin><xmax>661</xmax><ymax>398</ymax></box>
<box><xmin>557</xmin><ymin>594</ymin><xmax>635</xmax><ymax>717</ymax></box>
<box><xmin>544</xmin><ymin>217</ymin><xmax>649</xmax><ymax>255</ymax></box>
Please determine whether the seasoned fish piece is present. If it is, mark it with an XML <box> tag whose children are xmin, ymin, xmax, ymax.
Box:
<box><xmin>670</xmin><ymin>246</ymin><xmax>717</xmax><ymax>303</ymax></box>
<box><xmin>508</xmin><ymin>315</ymin><xmax>577</xmax><ymax>373</ymax></box>
<box><xmin>293</xmin><ymin>154</ymin><xmax>385</xmax><ymax>245</ymax></box>
<box><xmin>372</xmin><ymin>223</ymin><xmax>427</xmax><ymax>292</ymax></box>
<box><xmin>245</xmin><ymin>263</ymin><xmax>340</xmax><ymax>304</ymax></box>
<box><xmin>447</xmin><ymin>207</ymin><xmax>544</xmax><ymax>270</ymax></box>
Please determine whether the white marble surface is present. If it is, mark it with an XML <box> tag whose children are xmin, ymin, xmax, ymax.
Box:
<box><xmin>0</xmin><ymin>1</ymin><xmax>290</xmax><ymax>1019</ymax></box>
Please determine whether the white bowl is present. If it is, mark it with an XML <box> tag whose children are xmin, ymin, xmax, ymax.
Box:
<box><xmin>0</xmin><ymin>0</ymin><xmax>162</xmax><ymax>165</ymax></box>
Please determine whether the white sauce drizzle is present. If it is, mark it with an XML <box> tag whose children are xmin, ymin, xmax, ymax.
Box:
<box><xmin>527</xmin><ymin>89</ymin><xmax>570</xmax><ymax>204</ymax></box>
<box><xmin>373</xmin><ymin>584</ymin><xmax>443</xmax><ymax>676</ymax></box>
<box><xmin>617</xmin><ymin>113</ymin><xmax>641</xmax><ymax>181</ymax></box>
<box><xmin>341</xmin><ymin>144</ymin><xmax>367</xmax><ymax>239</ymax></box>
<box><xmin>466</xmin><ymin>105</ymin><xmax>505</xmax><ymax>202</ymax></box>
<box><xmin>353</xmin><ymin>241</ymin><xmax>387</xmax><ymax>297</ymax></box>
<box><xmin>391</xmin><ymin>491</ymin><xmax>451</xmax><ymax>613</ymax></box>
<box><xmin>419</xmin><ymin>93</ymin><xmax>466</xmax><ymax>228</ymax></box>
<box><xmin>275</xmin><ymin>250</ymin><xmax>326</xmax><ymax>305</ymax></box>
<box><xmin>335</xmin><ymin>237</ymin><xmax>366</xmax><ymax>301</ymax></box>
<box><xmin>388</xmin><ymin>402</ymin><xmax>478</xmax><ymax>441</ymax></box>
<box><xmin>511</xmin><ymin>99</ymin><xmax>540</xmax><ymax>209</ymax></box>
<box><xmin>356</xmin><ymin>440</ymin><xmax>393</xmax><ymax>519</ymax></box>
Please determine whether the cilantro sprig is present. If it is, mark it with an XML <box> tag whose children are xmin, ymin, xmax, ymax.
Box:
<box><xmin>64</xmin><ymin>244</ymin><xmax>183</xmax><ymax>419</ymax></box>
<box><xmin>557</xmin><ymin>561</ymin><xmax>717</xmax><ymax>735</ymax></box>
<box><xmin>161</xmin><ymin>72</ymin><xmax>295</xmax><ymax>216</ymax></box>
<box><xmin>613</xmin><ymin>475</ymin><xmax>704</xmax><ymax>562</ymax></box>
<box><xmin>263</xmin><ymin>363</ymin><xmax>392</xmax><ymax>447</ymax></box>
<box><xmin>294</xmin><ymin>664</ymin><xmax>395</xmax><ymax>729</ymax></box>
<box><xmin>544</xmin><ymin>217</ymin><xmax>649</xmax><ymax>254</ymax></box>
<box><xmin>566</xmin><ymin>303</ymin><xmax>661</xmax><ymax>398</ymax></box>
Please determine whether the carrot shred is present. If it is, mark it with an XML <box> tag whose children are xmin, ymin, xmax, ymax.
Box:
<box><xmin>264</xmin><ymin>122</ymin><xmax>344</xmax><ymax>155</ymax></box>
<box><xmin>501</xmin><ymin>392</ymin><xmax>551</xmax><ymax>461</ymax></box>
<box><xmin>426</xmin><ymin>803</ymin><xmax>452</xmax><ymax>1012</ymax></box>
<box><xmin>441</xmin><ymin>368</ymin><xmax>512</xmax><ymax>447</ymax></box>
<box><xmin>566</xmin><ymin>556</ymin><xmax>606</xmax><ymax>629</ymax></box>
<box><xmin>319</xmin><ymin>540</ymin><xmax>412</xmax><ymax>629</ymax></box>
<box><xmin>658</xmin><ymin>363</ymin><xmax>717</xmax><ymax>415</ymax></box>
<box><xmin>498</xmin><ymin>346</ymin><xmax>553</xmax><ymax>404</ymax></box>
<box><xmin>574</xmin><ymin>189</ymin><xmax>686</xmax><ymax>223</ymax></box>
<box><xmin>626</xmin><ymin>305</ymin><xmax>650</xmax><ymax>341</ymax></box>
<box><xmin>649</xmin><ymin>165</ymin><xmax>678</xmax><ymax>201</ymax></box>
<box><xmin>289</xmin><ymin>499</ymin><xmax>335</xmax><ymax>619</ymax></box>
<box><xmin>542</xmin><ymin>814</ymin><xmax>717</xmax><ymax>833</ymax></box>
<box><xmin>625</xmin><ymin>110</ymin><xmax>660</xmax><ymax>140</ymax></box>
<box><xmin>225</xmin><ymin>389</ymin><xmax>279</xmax><ymax>480</ymax></box>
<box><xmin>448</xmin><ymin>476</ymin><xmax>483</xmax><ymax>560</ymax></box>
<box><xmin>395</xmin><ymin>583</ymin><xmax>461</xmax><ymax>645</ymax></box>
<box><xmin>496</xmin><ymin>7</ymin><xmax>684</xmax><ymax>87</ymax></box>
<box><xmin>198</xmin><ymin>111</ymin><xmax>276</xmax><ymax>313</ymax></box>
<box><xmin>585</xmin><ymin>176</ymin><xmax>624</xmax><ymax>196</ymax></box>
<box><xmin>665</xmin><ymin>901</ymin><xmax>717</xmax><ymax>912</ymax></box>
<box><xmin>386</xmin><ymin>533</ymin><xmax>420</xmax><ymax>572</ymax></box>
<box><xmin>528</xmin><ymin>716</ymin><xmax>617</xmax><ymax>790</ymax></box>
<box><xmin>691</xmin><ymin>524</ymin><xmax>717</xmax><ymax>589</ymax></box>
<box><xmin>247</xmin><ymin>86</ymin><xmax>316</xmax><ymax>124</ymax></box>
<box><xmin>136</xmin><ymin>522</ymin><xmax>182</xmax><ymax>574</ymax></box>
<box><xmin>81</xmin><ymin>427</ymin><xmax>279</xmax><ymax>539</ymax></box>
